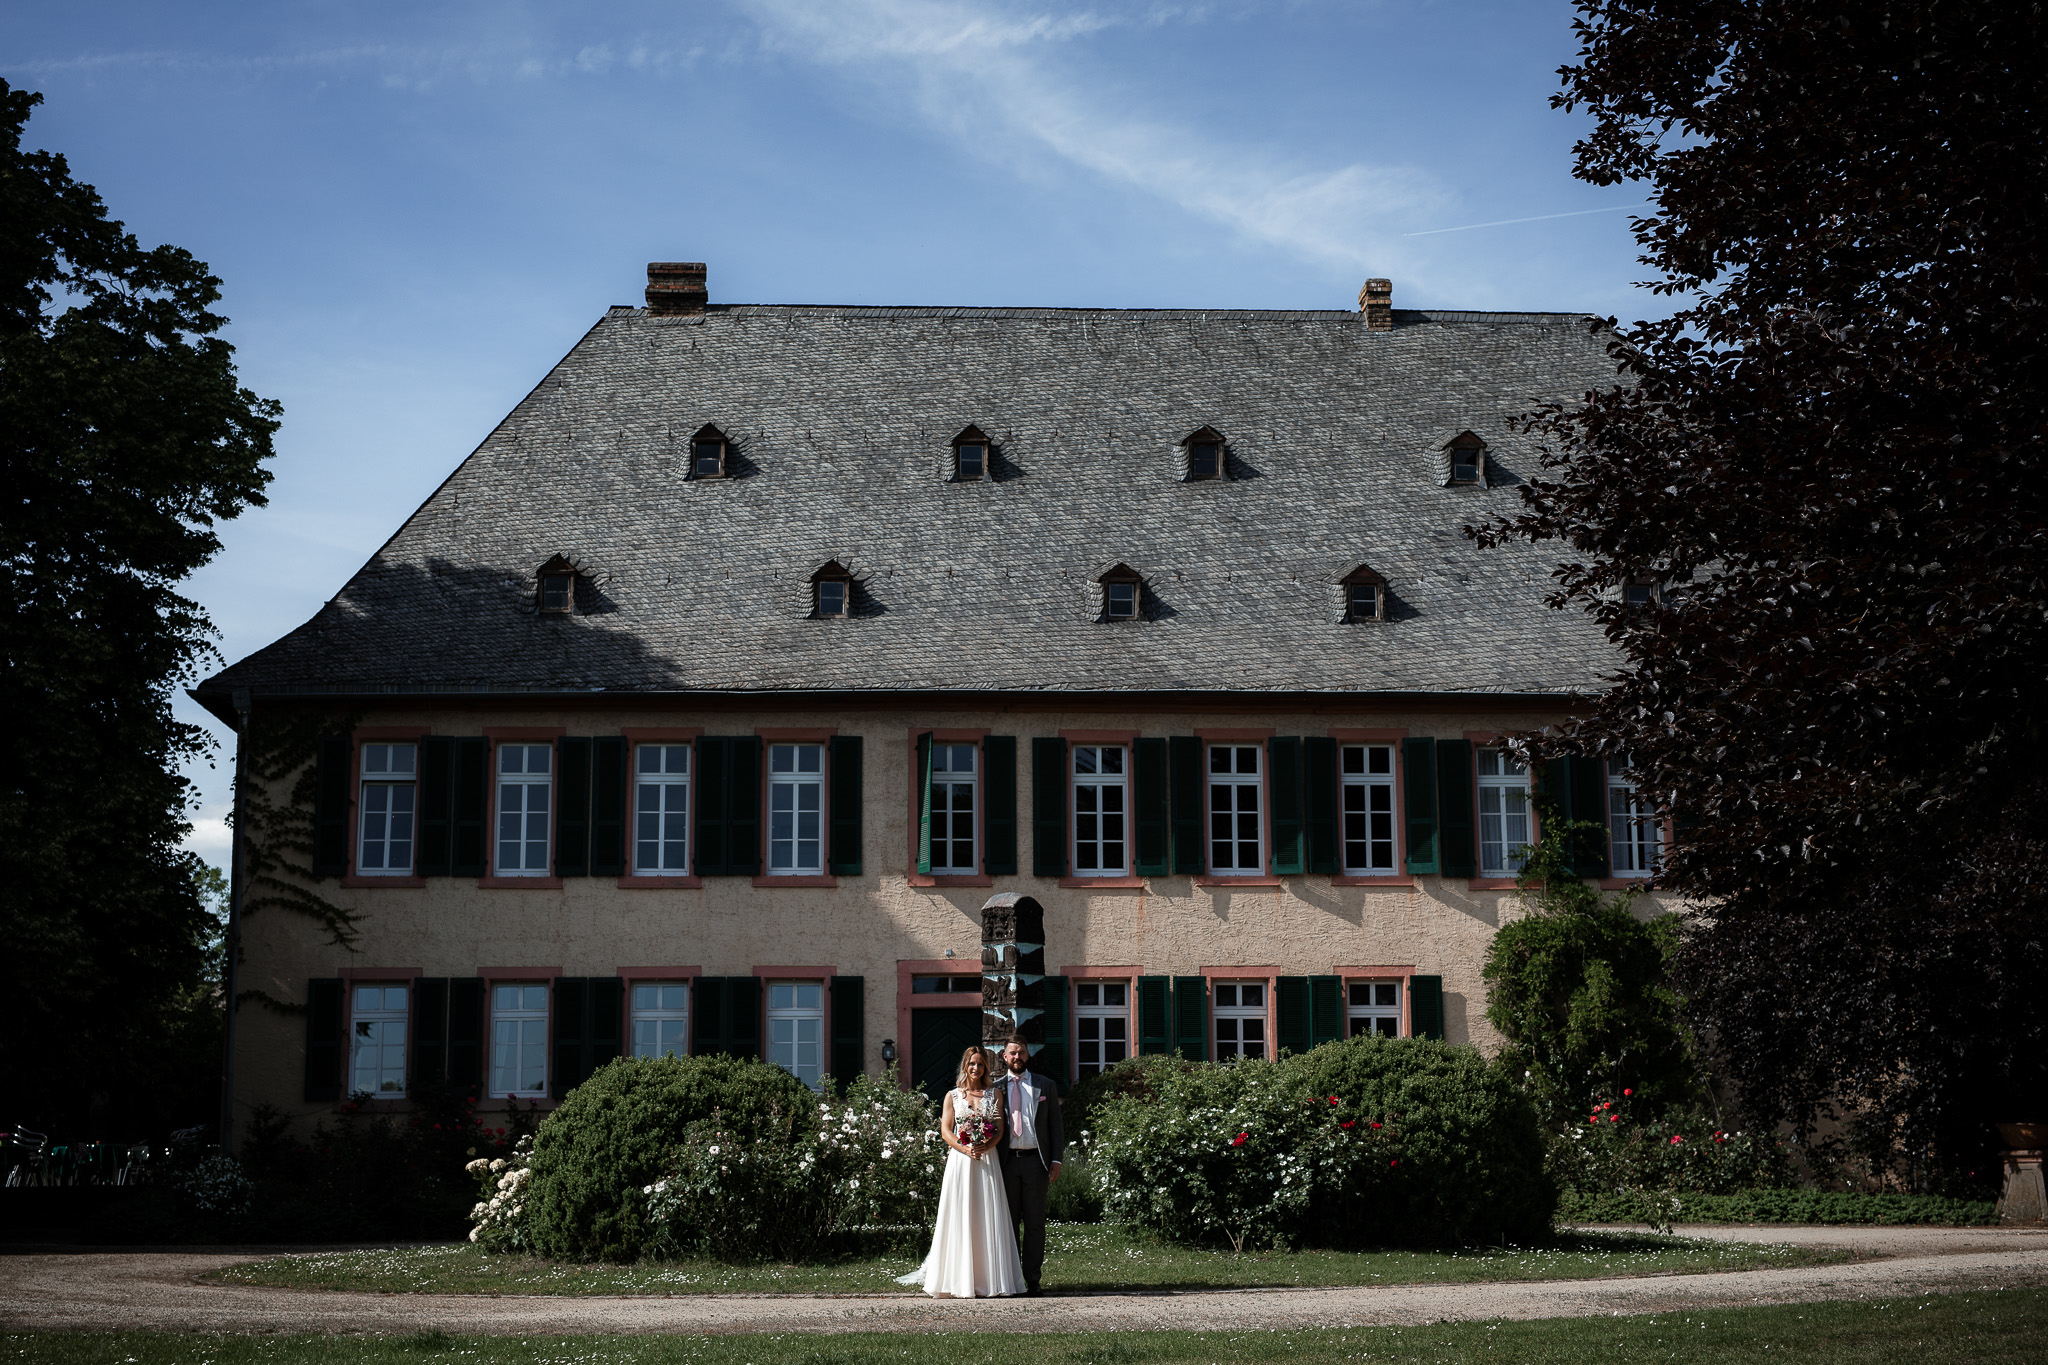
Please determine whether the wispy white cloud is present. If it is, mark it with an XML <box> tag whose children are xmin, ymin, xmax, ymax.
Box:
<box><xmin>735</xmin><ymin>0</ymin><xmax>1444</xmax><ymax>272</ymax></box>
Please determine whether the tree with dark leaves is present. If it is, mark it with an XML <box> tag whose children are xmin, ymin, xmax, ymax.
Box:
<box><xmin>1</xmin><ymin>80</ymin><xmax>276</xmax><ymax>1137</ymax></box>
<box><xmin>1473</xmin><ymin>2</ymin><xmax>2048</xmax><ymax>1189</ymax></box>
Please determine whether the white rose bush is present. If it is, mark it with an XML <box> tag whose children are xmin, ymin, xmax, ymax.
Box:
<box><xmin>464</xmin><ymin>1134</ymin><xmax>535</xmax><ymax>1252</ymax></box>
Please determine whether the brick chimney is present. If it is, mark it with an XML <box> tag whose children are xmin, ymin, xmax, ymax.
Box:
<box><xmin>646</xmin><ymin>262</ymin><xmax>708</xmax><ymax>315</ymax></box>
<box><xmin>1359</xmin><ymin>277</ymin><xmax>1392</xmax><ymax>331</ymax></box>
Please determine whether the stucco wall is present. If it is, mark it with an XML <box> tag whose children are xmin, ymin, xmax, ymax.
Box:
<box><xmin>231</xmin><ymin>701</ymin><xmax>1675</xmax><ymax>1125</ymax></box>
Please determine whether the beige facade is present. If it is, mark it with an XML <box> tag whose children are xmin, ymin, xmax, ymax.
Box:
<box><xmin>233</xmin><ymin>698</ymin><xmax>1672</xmax><ymax>1127</ymax></box>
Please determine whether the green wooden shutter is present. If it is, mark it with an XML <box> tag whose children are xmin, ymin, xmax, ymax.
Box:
<box><xmin>591</xmin><ymin>738</ymin><xmax>628</xmax><ymax>877</ymax></box>
<box><xmin>1276</xmin><ymin>976</ymin><xmax>1310</xmax><ymax>1055</ymax></box>
<box><xmin>1031</xmin><ymin>737</ymin><xmax>1068</xmax><ymax>877</ymax></box>
<box><xmin>915</xmin><ymin>732</ymin><xmax>935</xmax><ymax>875</ymax></box>
<box><xmin>311</xmin><ymin>738</ymin><xmax>350</xmax><ymax>877</ymax></box>
<box><xmin>417</xmin><ymin>738</ymin><xmax>453</xmax><ymax>876</ymax></box>
<box><xmin>1269</xmin><ymin>737</ymin><xmax>1305</xmax><ymax>874</ymax></box>
<box><xmin>1310</xmin><ymin>975</ymin><xmax>1344</xmax><ymax>1046</ymax></box>
<box><xmin>729</xmin><ymin>739</ymin><xmax>762</xmax><ymax>877</ymax></box>
<box><xmin>691</xmin><ymin>976</ymin><xmax>728</xmax><ymax>1056</ymax></box>
<box><xmin>447</xmin><ymin>978</ymin><xmax>485</xmax><ymax>1091</ymax></box>
<box><xmin>589</xmin><ymin>975</ymin><xmax>623</xmax><ymax>1075</ymax></box>
<box><xmin>1402</xmin><ymin>737</ymin><xmax>1439</xmax><ymax>874</ymax></box>
<box><xmin>695</xmin><ymin>737</ymin><xmax>730</xmax><ymax>875</ymax></box>
<box><xmin>452</xmin><ymin>739</ymin><xmax>489</xmax><ymax>877</ymax></box>
<box><xmin>1172</xmin><ymin>976</ymin><xmax>1209</xmax><ymax>1061</ymax></box>
<box><xmin>830</xmin><ymin>975</ymin><xmax>864</xmax><ymax>1091</ymax></box>
<box><xmin>1132</xmin><ymin>737</ymin><xmax>1169</xmax><ymax>876</ymax></box>
<box><xmin>982</xmin><ymin>736</ymin><xmax>1018</xmax><ymax>875</ymax></box>
<box><xmin>1303</xmin><ymin>737</ymin><xmax>1339</xmax><ymax>875</ymax></box>
<box><xmin>1410</xmin><ymin>974</ymin><xmax>1444</xmax><ymax>1040</ymax></box>
<box><xmin>1436</xmin><ymin>740</ymin><xmax>1476</xmax><ymax>878</ymax></box>
<box><xmin>727</xmin><ymin>976</ymin><xmax>762</xmax><ymax>1059</ymax></box>
<box><xmin>1570</xmin><ymin>754</ymin><xmax>1610</xmax><ymax>878</ymax></box>
<box><xmin>411</xmin><ymin>977</ymin><xmax>449</xmax><ymax>1090</ymax></box>
<box><xmin>304</xmin><ymin>977</ymin><xmax>343</xmax><ymax>1101</ymax></box>
<box><xmin>1138</xmin><ymin>975</ymin><xmax>1172</xmax><ymax>1055</ymax></box>
<box><xmin>829</xmin><ymin>735</ymin><xmax>863</xmax><ymax>876</ymax></box>
<box><xmin>556</xmin><ymin>738</ymin><xmax>592</xmax><ymax>877</ymax></box>
<box><xmin>551</xmin><ymin>976</ymin><xmax>588</xmax><ymax>1099</ymax></box>
<box><xmin>1168</xmin><ymin>736</ymin><xmax>1205</xmax><ymax>874</ymax></box>
<box><xmin>1039</xmin><ymin>975</ymin><xmax>1070</xmax><ymax>1093</ymax></box>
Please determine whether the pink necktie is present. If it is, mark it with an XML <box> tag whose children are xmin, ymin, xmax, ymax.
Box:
<box><xmin>1010</xmin><ymin>1076</ymin><xmax>1025</xmax><ymax>1140</ymax></box>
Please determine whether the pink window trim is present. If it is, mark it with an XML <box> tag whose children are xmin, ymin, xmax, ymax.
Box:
<box><xmin>894</xmin><ymin>958</ymin><xmax>983</xmax><ymax>1091</ymax></box>
<box><xmin>907</xmin><ymin>726</ymin><xmax>993</xmax><ymax>886</ymax></box>
<box><xmin>1334</xmin><ymin>965</ymin><xmax>1419</xmax><ymax>1037</ymax></box>
<box><xmin>1199</xmin><ymin>967</ymin><xmax>1280</xmax><ymax>1062</ymax></box>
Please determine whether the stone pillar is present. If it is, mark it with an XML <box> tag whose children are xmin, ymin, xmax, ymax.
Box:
<box><xmin>1998</xmin><ymin>1149</ymin><xmax>2046</xmax><ymax>1226</ymax></box>
<box><xmin>980</xmin><ymin>893</ymin><xmax>1046</xmax><ymax>1054</ymax></box>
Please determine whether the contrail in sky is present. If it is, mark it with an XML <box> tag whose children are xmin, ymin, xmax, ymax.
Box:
<box><xmin>1404</xmin><ymin>204</ymin><xmax>1642</xmax><ymax>236</ymax></box>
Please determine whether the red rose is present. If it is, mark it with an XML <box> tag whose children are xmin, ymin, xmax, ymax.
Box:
<box><xmin>1389</xmin><ymin>1159</ymin><xmax>1399</xmax><ymax>1167</ymax></box>
<box><xmin>1231</xmin><ymin>1132</ymin><xmax>1248</xmax><ymax>1147</ymax></box>
<box><xmin>1623</xmin><ymin>1088</ymin><xmax>1633</xmax><ymax>1096</ymax></box>
<box><xmin>1330</xmin><ymin>1096</ymin><xmax>1340</xmax><ymax>1105</ymax></box>
<box><xmin>1670</xmin><ymin>1135</ymin><xmax>1683</xmax><ymax>1145</ymax></box>
<box><xmin>1608</xmin><ymin>1116</ymin><xmax>1619</xmax><ymax>1123</ymax></box>
<box><xmin>1340</xmin><ymin>1121</ymin><xmax>1356</xmax><ymax>1129</ymax></box>
<box><xmin>1370</xmin><ymin>1122</ymin><xmax>1381</xmax><ymax>1129</ymax></box>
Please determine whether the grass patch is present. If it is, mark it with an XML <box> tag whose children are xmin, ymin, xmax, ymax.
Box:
<box><xmin>207</xmin><ymin>1223</ymin><xmax>1838</xmax><ymax>1295</ymax></box>
<box><xmin>8</xmin><ymin>1289</ymin><xmax>2047</xmax><ymax>1363</ymax></box>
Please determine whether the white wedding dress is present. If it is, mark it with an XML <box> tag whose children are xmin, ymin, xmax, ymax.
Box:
<box><xmin>896</xmin><ymin>1088</ymin><xmax>1025</xmax><ymax>1297</ymax></box>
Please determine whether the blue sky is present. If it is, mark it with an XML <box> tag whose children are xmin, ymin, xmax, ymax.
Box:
<box><xmin>5</xmin><ymin>0</ymin><xmax>1657</xmax><ymax>872</ymax></box>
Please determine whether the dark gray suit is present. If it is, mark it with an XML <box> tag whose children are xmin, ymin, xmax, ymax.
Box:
<box><xmin>995</xmin><ymin>1068</ymin><xmax>1065</xmax><ymax>1289</ymax></box>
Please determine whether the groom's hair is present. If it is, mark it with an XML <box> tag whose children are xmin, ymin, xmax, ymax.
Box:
<box><xmin>1003</xmin><ymin>1032</ymin><xmax>1030</xmax><ymax>1048</ymax></box>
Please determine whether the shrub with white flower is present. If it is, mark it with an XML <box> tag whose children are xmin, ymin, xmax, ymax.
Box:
<box><xmin>464</xmin><ymin>1134</ymin><xmax>535</xmax><ymax>1252</ymax></box>
<box><xmin>642</xmin><ymin>1069</ymin><xmax>942</xmax><ymax>1262</ymax></box>
<box><xmin>177</xmin><ymin>1153</ymin><xmax>254</xmax><ymax>1218</ymax></box>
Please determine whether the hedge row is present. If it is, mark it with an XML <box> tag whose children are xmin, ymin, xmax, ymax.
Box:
<box><xmin>1558</xmin><ymin>1187</ymin><xmax>1999</xmax><ymax>1226</ymax></box>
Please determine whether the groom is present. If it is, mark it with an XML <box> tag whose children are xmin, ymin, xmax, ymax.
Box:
<box><xmin>995</xmin><ymin>1033</ymin><xmax>1065</xmax><ymax>1297</ymax></box>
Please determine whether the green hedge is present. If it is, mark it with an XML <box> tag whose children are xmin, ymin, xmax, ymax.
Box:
<box><xmin>524</xmin><ymin>1054</ymin><xmax>818</xmax><ymax>1261</ymax></box>
<box><xmin>1086</xmin><ymin>1036</ymin><xmax>1553</xmax><ymax>1250</ymax></box>
<box><xmin>1558</xmin><ymin>1188</ymin><xmax>1999</xmax><ymax>1226</ymax></box>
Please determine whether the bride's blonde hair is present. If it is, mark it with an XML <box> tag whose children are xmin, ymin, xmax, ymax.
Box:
<box><xmin>955</xmin><ymin>1045</ymin><xmax>995</xmax><ymax>1091</ymax></box>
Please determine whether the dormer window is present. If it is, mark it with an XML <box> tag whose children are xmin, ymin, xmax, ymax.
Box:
<box><xmin>1624</xmin><ymin>580</ymin><xmax>1662</xmax><ymax>609</ymax></box>
<box><xmin>811</xmin><ymin>561</ymin><xmax>852</xmax><ymax>618</ymax></box>
<box><xmin>690</xmin><ymin>423</ymin><xmax>729</xmax><ymax>479</ymax></box>
<box><xmin>536</xmin><ymin>556</ymin><xmax>577</xmax><ymax>615</ymax></box>
<box><xmin>1342</xmin><ymin>566</ymin><xmax>1386</xmax><ymax>622</ymax></box>
<box><xmin>1182</xmin><ymin>426</ymin><xmax>1226</xmax><ymax>481</ymax></box>
<box><xmin>1098</xmin><ymin>564</ymin><xmax>1143</xmax><ymax>621</ymax></box>
<box><xmin>951</xmin><ymin>425</ymin><xmax>990</xmax><ymax>481</ymax></box>
<box><xmin>1446</xmin><ymin>432</ymin><xmax>1486</xmax><ymax>485</ymax></box>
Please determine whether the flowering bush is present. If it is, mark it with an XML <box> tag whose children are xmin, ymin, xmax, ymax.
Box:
<box><xmin>1089</xmin><ymin>1057</ymin><xmax>1354</xmax><ymax>1252</ymax></box>
<box><xmin>642</xmin><ymin>1070</ymin><xmax>942</xmax><ymax>1261</ymax></box>
<box><xmin>1547</xmin><ymin>1098</ymin><xmax>1795</xmax><ymax>1197</ymax></box>
<box><xmin>176</xmin><ymin>1153</ymin><xmax>254</xmax><ymax>1218</ymax></box>
<box><xmin>464</xmin><ymin>1135</ymin><xmax>535</xmax><ymax>1252</ymax></box>
<box><xmin>1088</xmin><ymin>1034</ymin><xmax>1553</xmax><ymax>1250</ymax></box>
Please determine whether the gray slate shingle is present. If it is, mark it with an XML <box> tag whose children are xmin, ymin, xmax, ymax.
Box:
<box><xmin>197</xmin><ymin>303</ymin><xmax>1625</xmax><ymax>705</ymax></box>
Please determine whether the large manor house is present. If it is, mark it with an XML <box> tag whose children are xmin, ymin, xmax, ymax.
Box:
<box><xmin>195</xmin><ymin>263</ymin><xmax>1666</xmax><ymax>1117</ymax></box>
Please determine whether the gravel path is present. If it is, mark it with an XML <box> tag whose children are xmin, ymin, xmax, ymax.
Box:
<box><xmin>3</xmin><ymin>1226</ymin><xmax>2044</xmax><ymax>1337</ymax></box>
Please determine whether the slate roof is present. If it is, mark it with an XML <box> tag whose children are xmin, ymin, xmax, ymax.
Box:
<box><xmin>196</xmin><ymin>301</ymin><xmax>1628</xmax><ymax>715</ymax></box>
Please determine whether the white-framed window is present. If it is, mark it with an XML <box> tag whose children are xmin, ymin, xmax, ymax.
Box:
<box><xmin>1213</xmin><ymin>981</ymin><xmax>1267</xmax><ymax>1060</ymax></box>
<box><xmin>930</xmin><ymin>743</ymin><xmax>977</xmax><ymax>874</ymax></box>
<box><xmin>634</xmin><ymin>744</ymin><xmax>691</xmax><ymax>874</ymax></box>
<box><xmin>1347</xmin><ymin>980</ymin><xmax>1402</xmax><ymax>1038</ymax></box>
<box><xmin>490</xmin><ymin>983</ymin><xmax>549</xmax><ymax>1098</ymax></box>
<box><xmin>1208</xmin><ymin>744</ymin><xmax>1263</xmax><ymax>874</ymax></box>
<box><xmin>1609</xmin><ymin>759</ymin><xmax>1662</xmax><ymax>878</ymax></box>
<box><xmin>357</xmin><ymin>743</ymin><xmax>418</xmax><ymax>876</ymax></box>
<box><xmin>1072</xmin><ymin>745</ymin><xmax>1128</xmax><ymax>876</ymax></box>
<box><xmin>1074</xmin><ymin>981</ymin><xmax>1130</xmax><ymax>1079</ymax></box>
<box><xmin>630</xmin><ymin>981</ymin><xmax>690</xmax><ymax>1059</ymax></box>
<box><xmin>1478</xmin><ymin>746</ymin><xmax>1532</xmax><ymax>876</ymax></box>
<box><xmin>495</xmin><ymin>744</ymin><xmax>552</xmax><ymax>875</ymax></box>
<box><xmin>767</xmin><ymin>981</ymin><xmax>825</xmax><ymax>1088</ymax></box>
<box><xmin>1340</xmin><ymin>743</ymin><xmax>1396</xmax><ymax>874</ymax></box>
<box><xmin>349</xmin><ymin>983</ymin><xmax>409</xmax><ymax>1095</ymax></box>
<box><xmin>768</xmin><ymin>743</ymin><xmax>825</xmax><ymax>875</ymax></box>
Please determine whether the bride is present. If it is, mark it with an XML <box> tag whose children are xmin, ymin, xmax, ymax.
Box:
<box><xmin>896</xmin><ymin>1046</ymin><xmax>1026</xmax><ymax>1298</ymax></box>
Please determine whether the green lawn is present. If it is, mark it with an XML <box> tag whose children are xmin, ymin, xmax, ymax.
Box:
<box><xmin>10</xmin><ymin>1289</ymin><xmax>2046</xmax><ymax>1363</ymax></box>
<box><xmin>207</xmin><ymin>1223</ymin><xmax>1838</xmax><ymax>1295</ymax></box>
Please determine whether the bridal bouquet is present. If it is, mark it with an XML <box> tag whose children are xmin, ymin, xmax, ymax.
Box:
<box><xmin>957</xmin><ymin>1115</ymin><xmax>999</xmax><ymax>1149</ymax></box>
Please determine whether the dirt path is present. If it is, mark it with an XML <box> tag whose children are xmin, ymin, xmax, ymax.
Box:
<box><xmin>3</xmin><ymin>1226</ymin><xmax>2044</xmax><ymax>1337</ymax></box>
